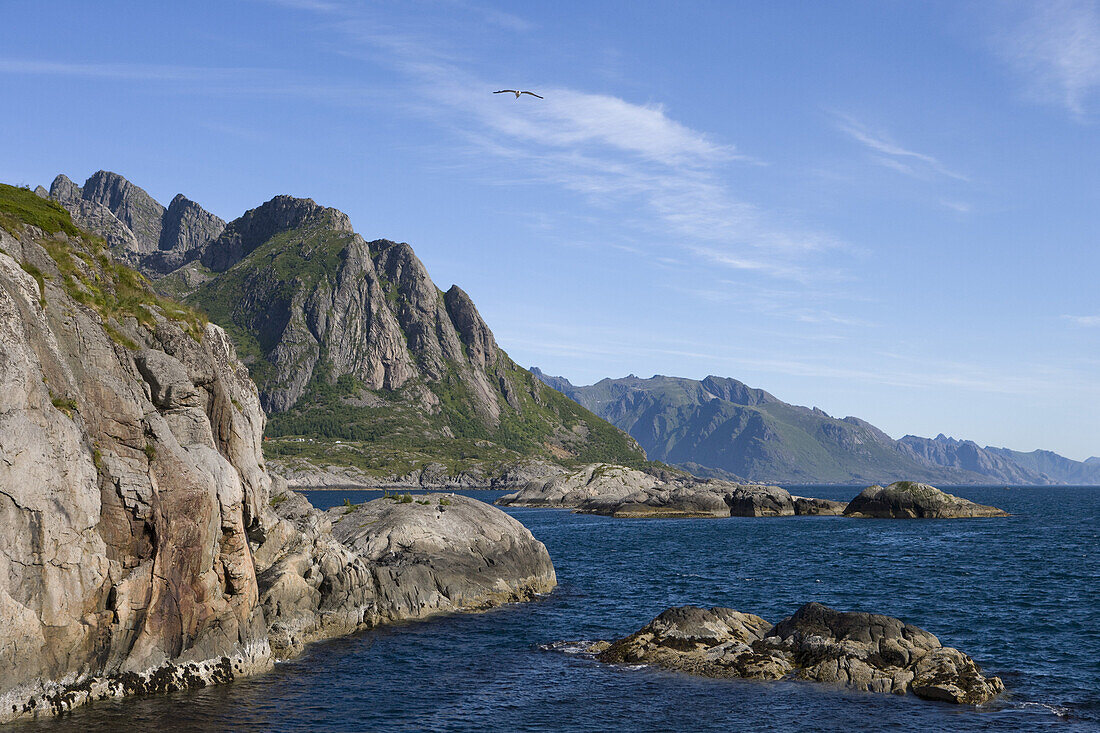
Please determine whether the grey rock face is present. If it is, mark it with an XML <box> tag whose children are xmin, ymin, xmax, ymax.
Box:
<box><xmin>0</xmin><ymin>211</ymin><xmax>557</xmax><ymax>722</ymax></box>
<box><xmin>48</xmin><ymin>172</ymin><xmax>224</xmax><ymax>276</ymax></box>
<box><xmin>48</xmin><ymin>174</ymin><xmax>83</xmax><ymax>206</ymax></box>
<box><xmin>593</xmin><ymin>603</ymin><xmax>1004</xmax><ymax>705</ymax></box>
<box><xmin>81</xmin><ymin>170</ymin><xmax>166</xmax><ymax>253</ymax></box>
<box><xmin>150</xmin><ymin>194</ymin><xmax>226</xmax><ymax>273</ymax></box>
<box><xmin>843</xmin><ymin>481</ymin><xmax>1009</xmax><ymax>518</ymax></box>
<box><xmin>0</xmin><ymin>223</ymin><xmax>273</xmax><ymax>721</ymax></box>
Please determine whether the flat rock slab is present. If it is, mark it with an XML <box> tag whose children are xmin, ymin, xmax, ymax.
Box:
<box><xmin>585</xmin><ymin>602</ymin><xmax>1004</xmax><ymax>705</ymax></box>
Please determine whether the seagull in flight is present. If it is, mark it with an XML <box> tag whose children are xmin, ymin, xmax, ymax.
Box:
<box><xmin>494</xmin><ymin>89</ymin><xmax>543</xmax><ymax>100</ymax></box>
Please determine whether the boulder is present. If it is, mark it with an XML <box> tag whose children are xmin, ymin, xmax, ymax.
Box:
<box><xmin>843</xmin><ymin>481</ymin><xmax>1008</xmax><ymax>518</ymax></box>
<box><xmin>327</xmin><ymin>494</ymin><xmax>556</xmax><ymax>623</ymax></box>
<box><xmin>591</xmin><ymin>602</ymin><xmax>1003</xmax><ymax>704</ymax></box>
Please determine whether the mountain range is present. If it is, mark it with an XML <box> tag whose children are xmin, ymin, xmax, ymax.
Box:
<box><xmin>43</xmin><ymin>172</ymin><xmax>644</xmax><ymax>482</ymax></box>
<box><xmin>40</xmin><ymin>170</ymin><xmax>1095</xmax><ymax>487</ymax></box>
<box><xmin>531</xmin><ymin>370</ymin><xmax>1100</xmax><ymax>485</ymax></box>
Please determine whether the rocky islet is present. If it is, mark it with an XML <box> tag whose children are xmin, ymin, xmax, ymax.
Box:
<box><xmin>498</xmin><ymin>469</ymin><xmax>1005</xmax><ymax>520</ymax></box>
<box><xmin>582</xmin><ymin>602</ymin><xmax>1004</xmax><ymax>705</ymax></box>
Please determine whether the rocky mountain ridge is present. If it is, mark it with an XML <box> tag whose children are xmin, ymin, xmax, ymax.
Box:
<box><xmin>44</xmin><ymin>172</ymin><xmax>645</xmax><ymax>483</ymax></box>
<box><xmin>532</xmin><ymin>370</ymin><xmax>1098</xmax><ymax>485</ymax></box>
<box><xmin>47</xmin><ymin>171</ymin><xmax>225</xmax><ymax>275</ymax></box>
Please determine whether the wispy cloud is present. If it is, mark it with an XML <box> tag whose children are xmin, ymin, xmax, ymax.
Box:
<box><xmin>939</xmin><ymin>199</ymin><xmax>972</xmax><ymax>214</ymax></box>
<box><xmin>0</xmin><ymin>57</ymin><xmax>382</xmax><ymax>102</ymax></box>
<box><xmin>311</xmin><ymin>11</ymin><xmax>847</xmax><ymax>283</ymax></box>
<box><xmin>993</xmin><ymin>0</ymin><xmax>1100</xmax><ymax>118</ymax></box>
<box><xmin>834</xmin><ymin>113</ymin><xmax>969</xmax><ymax>181</ymax></box>
<box><xmin>1063</xmin><ymin>314</ymin><xmax>1100</xmax><ymax>326</ymax></box>
<box><xmin>0</xmin><ymin>58</ymin><xmax>246</xmax><ymax>82</ymax></box>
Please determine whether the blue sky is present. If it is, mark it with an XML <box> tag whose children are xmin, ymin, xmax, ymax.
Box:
<box><xmin>2</xmin><ymin>1</ymin><xmax>1098</xmax><ymax>459</ymax></box>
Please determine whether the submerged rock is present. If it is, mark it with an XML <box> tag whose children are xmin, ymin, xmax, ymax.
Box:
<box><xmin>592</xmin><ymin>603</ymin><xmax>1004</xmax><ymax>705</ymax></box>
<box><xmin>843</xmin><ymin>481</ymin><xmax>1008</xmax><ymax>518</ymax></box>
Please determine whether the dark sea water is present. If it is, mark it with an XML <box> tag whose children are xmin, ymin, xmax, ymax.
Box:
<box><xmin>15</xmin><ymin>486</ymin><xmax>1100</xmax><ymax>732</ymax></box>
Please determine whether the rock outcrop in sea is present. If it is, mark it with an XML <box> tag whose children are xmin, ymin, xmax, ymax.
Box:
<box><xmin>499</xmin><ymin>467</ymin><xmax>1006</xmax><ymax>520</ymax></box>
<box><xmin>587</xmin><ymin>603</ymin><xmax>1004</xmax><ymax>704</ymax></box>
<box><xmin>0</xmin><ymin>186</ymin><xmax>555</xmax><ymax>723</ymax></box>
<box><xmin>843</xmin><ymin>481</ymin><xmax>1009</xmax><ymax>518</ymax></box>
<box><xmin>496</xmin><ymin>464</ymin><xmax>846</xmax><ymax>517</ymax></box>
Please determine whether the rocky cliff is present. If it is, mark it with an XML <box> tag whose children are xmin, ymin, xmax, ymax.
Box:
<box><xmin>0</xmin><ymin>185</ymin><xmax>556</xmax><ymax>722</ymax></box>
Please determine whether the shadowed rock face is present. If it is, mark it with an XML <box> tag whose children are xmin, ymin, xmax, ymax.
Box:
<box><xmin>592</xmin><ymin>603</ymin><xmax>1004</xmax><ymax>705</ymax></box>
<box><xmin>843</xmin><ymin>481</ymin><xmax>1009</xmax><ymax>518</ymax></box>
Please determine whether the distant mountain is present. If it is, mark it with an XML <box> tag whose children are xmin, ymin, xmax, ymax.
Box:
<box><xmin>984</xmin><ymin>446</ymin><xmax>1100</xmax><ymax>485</ymax></box>
<box><xmin>532</xmin><ymin>371</ymin><xmax>1098</xmax><ymax>485</ymax></box>
<box><xmin>48</xmin><ymin>172</ymin><xmax>645</xmax><ymax>481</ymax></box>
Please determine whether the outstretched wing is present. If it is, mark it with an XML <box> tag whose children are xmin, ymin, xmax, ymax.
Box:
<box><xmin>521</xmin><ymin>91</ymin><xmax>544</xmax><ymax>99</ymax></box>
<box><xmin>494</xmin><ymin>90</ymin><xmax>519</xmax><ymax>94</ymax></box>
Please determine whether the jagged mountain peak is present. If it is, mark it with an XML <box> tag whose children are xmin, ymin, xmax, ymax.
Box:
<box><xmin>48</xmin><ymin>170</ymin><xmax>224</xmax><ymax>275</ymax></box>
<box><xmin>49</xmin><ymin>173</ymin><xmax>83</xmax><ymax>204</ymax></box>
<box><xmin>201</xmin><ymin>194</ymin><xmax>351</xmax><ymax>272</ymax></box>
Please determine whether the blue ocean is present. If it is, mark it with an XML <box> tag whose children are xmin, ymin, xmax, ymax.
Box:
<box><xmin>15</xmin><ymin>486</ymin><xmax>1099</xmax><ymax>732</ymax></box>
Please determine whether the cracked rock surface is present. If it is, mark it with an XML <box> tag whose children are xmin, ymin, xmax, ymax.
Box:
<box><xmin>592</xmin><ymin>603</ymin><xmax>1004</xmax><ymax>705</ymax></box>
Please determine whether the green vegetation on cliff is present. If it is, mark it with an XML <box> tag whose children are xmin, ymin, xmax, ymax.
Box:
<box><xmin>1</xmin><ymin>183</ymin><xmax>208</xmax><ymax>344</ymax></box>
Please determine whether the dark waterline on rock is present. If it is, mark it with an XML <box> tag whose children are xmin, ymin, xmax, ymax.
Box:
<box><xmin>14</xmin><ymin>486</ymin><xmax>1099</xmax><ymax>732</ymax></box>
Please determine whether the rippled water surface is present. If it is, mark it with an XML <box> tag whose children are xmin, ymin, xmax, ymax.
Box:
<box><xmin>16</xmin><ymin>486</ymin><xmax>1100</xmax><ymax>732</ymax></box>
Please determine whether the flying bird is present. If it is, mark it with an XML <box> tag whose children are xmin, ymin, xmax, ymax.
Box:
<box><xmin>494</xmin><ymin>89</ymin><xmax>543</xmax><ymax>99</ymax></box>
